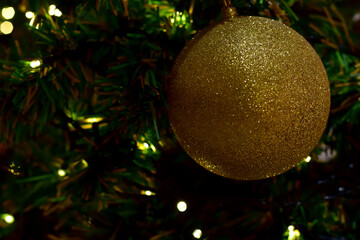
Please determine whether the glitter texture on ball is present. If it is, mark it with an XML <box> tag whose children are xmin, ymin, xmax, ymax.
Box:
<box><xmin>168</xmin><ymin>12</ymin><xmax>330</xmax><ymax>180</ymax></box>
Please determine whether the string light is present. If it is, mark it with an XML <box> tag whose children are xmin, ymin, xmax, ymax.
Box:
<box><xmin>48</xmin><ymin>5</ymin><xmax>62</xmax><ymax>17</ymax></box>
<box><xmin>287</xmin><ymin>225</ymin><xmax>301</xmax><ymax>240</ymax></box>
<box><xmin>57</xmin><ymin>169</ymin><xmax>66</xmax><ymax>177</ymax></box>
<box><xmin>304</xmin><ymin>156</ymin><xmax>311</xmax><ymax>163</ymax></box>
<box><xmin>30</xmin><ymin>59</ymin><xmax>42</xmax><ymax>68</ymax></box>
<box><xmin>141</xmin><ymin>190</ymin><xmax>155</xmax><ymax>196</ymax></box>
<box><xmin>84</xmin><ymin>117</ymin><xmax>103</xmax><ymax>123</ymax></box>
<box><xmin>177</xmin><ymin>201</ymin><xmax>187</xmax><ymax>212</ymax></box>
<box><xmin>25</xmin><ymin>11</ymin><xmax>35</xmax><ymax>19</ymax></box>
<box><xmin>80</xmin><ymin>117</ymin><xmax>106</xmax><ymax>129</ymax></box>
<box><xmin>137</xmin><ymin>141</ymin><xmax>156</xmax><ymax>152</ymax></box>
<box><xmin>134</xmin><ymin>134</ymin><xmax>159</xmax><ymax>155</ymax></box>
<box><xmin>170</xmin><ymin>11</ymin><xmax>188</xmax><ymax>28</ymax></box>
<box><xmin>137</xmin><ymin>141</ymin><xmax>149</xmax><ymax>150</ymax></box>
<box><xmin>192</xmin><ymin>229</ymin><xmax>202</xmax><ymax>239</ymax></box>
<box><xmin>81</xmin><ymin>159</ymin><xmax>88</xmax><ymax>168</ymax></box>
<box><xmin>0</xmin><ymin>21</ymin><xmax>13</xmax><ymax>35</ymax></box>
<box><xmin>1</xmin><ymin>213</ymin><xmax>15</xmax><ymax>224</ymax></box>
<box><xmin>8</xmin><ymin>162</ymin><xmax>20</xmax><ymax>176</ymax></box>
<box><xmin>48</xmin><ymin>5</ymin><xmax>56</xmax><ymax>16</ymax></box>
<box><xmin>2</xmin><ymin>7</ymin><xmax>15</xmax><ymax>20</ymax></box>
<box><xmin>29</xmin><ymin>16</ymin><xmax>36</xmax><ymax>26</ymax></box>
<box><xmin>54</xmin><ymin>9</ymin><xmax>62</xmax><ymax>17</ymax></box>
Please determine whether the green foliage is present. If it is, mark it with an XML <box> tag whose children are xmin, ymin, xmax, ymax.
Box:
<box><xmin>1</xmin><ymin>0</ymin><xmax>360</xmax><ymax>239</ymax></box>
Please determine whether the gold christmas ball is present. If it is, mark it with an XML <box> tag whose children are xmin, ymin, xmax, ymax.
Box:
<box><xmin>168</xmin><ymin>12</ymin><xmax>330</xmax><ymax>180</ymax></box>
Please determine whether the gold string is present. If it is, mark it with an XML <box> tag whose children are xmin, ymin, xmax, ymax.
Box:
<box><xmin>222</xmin><ymin>0</ymin><xmax>232</xmax><ymax>8</ymax></box>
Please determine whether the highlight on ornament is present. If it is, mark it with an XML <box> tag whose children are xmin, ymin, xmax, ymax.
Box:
<box><xmin>177</xmin><ymin>201</ymin><xmax>187</xmax><ymax>212</ymax></box>
<box><xmin>1</xmin><ymin>7</ymin><xmax>15</xmax><ymax>20</ymax></box>
<box><xmin>0</xmin><ymin>21</ymin><xmax>13</xmax><ymax>35</ymax></box>
<box><xmin>168</xmin><ymin>5</ymin><xmax>330</xmax><ymax>180</ymax></box>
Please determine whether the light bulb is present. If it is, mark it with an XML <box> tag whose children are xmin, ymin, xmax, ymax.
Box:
<box><xmin>81</xmin><ymin>159</ymin><xmax>88</xmax><ymax>168</ymax></box>
<box><xmin>0</xmin><ymin>21</ymin><xmax>13</xmax><ymax>35</ymax></box>
<box><xmin>48</xmin><ymin>5</ymin><xmax>56</xmax><ymax>16</ymax></box>
<box><xmin>25</xmin><ymin>11</ymin><xmax>35</xmax><ymax>19</ymax></box>
<box><xmin>84</xmin><ymin>117</ymin><xmax>103</xmax><ymax>123</ymax></box>
<box><xmin>1</xmin><ymin>213</ymin><xmax>15</xmax><ymax>224</ymax></box>
<box><xmin>54</xmin><ymin>9</ymin><xmax>62</xmax><ymax>17</ymax></box>
<box><xmin>288</xmin><ymin>225</ymin><xmax>294</xmax><ymax>231</ymax></box>
<box><xmin>2</xmin><ymin>7</ymin><xmax>15</xmax><ymax>20</ymax></box>
<box><xmin>193</xmin><ymin>229</ymin><xmax>202</xmax><ymax>239</ymax></box>
<box><xmin>57</xmin><ymin>169</ymin><xmax>66</xmax><ymax>177</ymax></box>
<box><xmin>177</xmin><ymin>201</ymin><xmax>187</xmax><ymax>212</ymax></box>
<box><xmin>30</xmin><ymin>59</ymin><xmax>42</xmax><ymax>68</ymax></box>
<box><xmin>304</xmin><ymin>156</ymin><xmax>311</xmax><ymax>162</ymax></box>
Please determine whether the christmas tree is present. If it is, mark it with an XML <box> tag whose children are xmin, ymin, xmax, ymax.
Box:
<box><xmin>1</xmin><ymin>0</ymin><xmax>360</xmax><ymax>239</ymax></box>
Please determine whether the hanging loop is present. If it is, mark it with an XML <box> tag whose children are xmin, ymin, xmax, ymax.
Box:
<box><xmin>222</xmin><ymin>0</ymin><xmax>232</xmax><ymax>7</ymax></box>
<box><xmin>222</xmin><ymin>0</ymin><xmax>237</xmax><ymax>19</ymax></box>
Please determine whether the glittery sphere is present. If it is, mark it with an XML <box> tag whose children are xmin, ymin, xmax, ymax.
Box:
<box><xmin>168</xmin><ymin>14</ymin><xmax>330</xmax><ymax>180</ymax></box>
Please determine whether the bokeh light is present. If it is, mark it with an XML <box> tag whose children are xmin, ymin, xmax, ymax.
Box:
<box><xmin>2</xmin><ymin>7</ymin><xmax>15</xmax><ymax>20</ymax></box>
<box><xmin>0</xmin><ymin>21</ymin><xmax>13</xmax><ymax>34</ymax></box>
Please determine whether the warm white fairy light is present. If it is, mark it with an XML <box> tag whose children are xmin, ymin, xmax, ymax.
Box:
<box><xmin>81</xmin><ymin>159</ymin><xmax>88</xmax><ymax>168</ymax></box>
<box><xmin>137</xmin><ymin>141</ymin><xmax>149</xmax><ymax>151</ymax></box>
<box><xmin>1</xmin><ymin>213</ymin><xmax>15</xmax><ymax>224</ymax></box>
<box><xmin>304</xmin><ymin>156</ymin><xmax>311</xmax><ymax>162</ymax></box>
<box><xmin>30</xmin><ymin>59</ymin><xmax>42</xmax><ymax>68</ymax></box>
<box><xmin>48</xmin><ymin>5</ymin><xmax>62</xmax><ymax>17</ymax></box>
<box><xmin>287</xmin><ymin>225</ymin><xmax>301</xmax><ymax>240</ymax></box>
<box><xmin>170</xmin><ymin>11</ymin><xmax>188</xmax><ymax>27</ymax></box>
<box><xmin>29</xmin><ymin>16</ymin><xmax>36</xmax><ymax>26</ymax></box>
<box><xmin>2</xmin><ymin>7</ymin><xmax>15</xmax><ymax>20</ymax></box>
<box><xmin>0</xmin><ymin>21</ymin><xmax>13</xmax><ymax>35</ymax></box>
<box><xmin>54</xmin><ymin>9</ymin><xmax>62</xmax><ymax>17</ymax></box>
<box><xmin>57</xmin><ymin>169</ymin><xmax>66</xmax><ymax>177</ymax></box>
<box><xmin>25</xmin><ymin>11</ymin><xmax>35</xmax><ymax>19</ymax></box>
<box><xmin>136</xmin><ymin>140</ymin><xmax>157</xmax><ymax>153</ymax></box>
<box><xmin>192</xmin><ymin>229</ymin><xmax>202</xmax><ymax>239</ymax></box>
<box><xmin>49</xmin><ymin>5</ymin><xmax>56</xmax><ymax>15</ymax></box>
<box><xmin>150</xmin><ymin>144</ymin><xmax>156</xmax><ymax>152</ymax></box>
<box><xmin>84</xmin><ymin>117</ymin><xmax>103</xmax><ymax>123</ymax></box>
<box><xmin>141</xmin><ymin>190</ymin><xmax>155</xmax><ymax>196</ymax></box>
<box><xmin>177</xmin><ymin>201</ymin><xmax>187</xmax><ymax>212</ymax></box>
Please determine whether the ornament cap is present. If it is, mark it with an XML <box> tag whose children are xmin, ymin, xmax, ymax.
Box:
<box><xmin>222</xmin><ymin>7</ymin><xmax>238</xmax><ymax>19</ymax></box>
